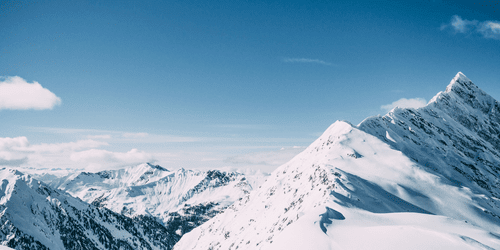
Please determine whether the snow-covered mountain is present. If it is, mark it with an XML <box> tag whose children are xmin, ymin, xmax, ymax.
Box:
<box><xmin>36</xmin><ymin>163</ymin><xmax>254</xmax><ymax>242</ymax></box>
<box><xmin>174</xmin><ymin>72</ymin><xmax>500</xmax><ymax>250</ymax></box>
<box><xmin>0</xmin><ymin>168</ymin><xmax>177</xmax><ymax>249</ymax></box>
<box><xmin>358</xmin><ymin>72</ymin><xmax>500</xmax><ymax>199</ymax></box>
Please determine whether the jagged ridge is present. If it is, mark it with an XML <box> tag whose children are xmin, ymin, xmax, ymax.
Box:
<box><xmin>0</xmin><ymin>168</ymin><xmax>177</xmax><ymax>250</ymax></box>
<box><xmin>174</xmin><ymin>72</ymin><xmax>500</xmax><ymax>250</ymax></box>
<box><xmin>358</xmin><ymin>72</ymin><xmax>500</xmax><ymax>198</ymax></box>
<box><xmin>37</xmin><ymin>163</ymin><xmax>254</xmax><ymax>246</ymax></box>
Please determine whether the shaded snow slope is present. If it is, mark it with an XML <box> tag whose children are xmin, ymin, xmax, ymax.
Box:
<box><xmin>0</xmin><ymin>168</ymin><xmax>177</xmax><ymax>250</ymax></box>
<box><xmin>359</xmin><ymin>72</ymin><xmax>500</xmax><ymax>206</ymax></box>
<box><xmin>174</xmin><ymin>73</ymin><xmax>500</xmax><ymax>250</ymax></box>
<box><xmin>39</xmin><ymin>163</ymin><xmax>254</xmax><ymax>241</ymax></box>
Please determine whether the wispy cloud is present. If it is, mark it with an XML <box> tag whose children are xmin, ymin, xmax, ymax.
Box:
<box><xmin>442</xmin><ymin>15</ymin><xmax>500</xmax><ymax>40</ymax></box>
<box><xmin>381</xmin><ymin>98</ymin><xmax>427</xmax><ymax>112</ymax></box>
<box><xmin>122</xmin><ymin>132</ymin><xmax>148</xmax><ymax>138</ymax></box>
<box><xmin>212</xmin><ymin>124</ymin><xmax>272</xmax><ymax>130</ymax></box>
<box><xmin>28</xmin><ymin>127</ymin><xmax>202</xmax><ymax>143</ymax></box>
<box><xmin>0</xmin><ymin>76</ymin><xmax>61</xmax><ymax>110</ymax></box>
<box><xmin>28</xmin><ymin>127</ymin><xmax>115</xmax><ymax>134</ymax></box>
<box><xmin>283</xmin><ymin>58</ymin><xmax>334</xmax><ymax>66</ymax></box>
<box><xmin>27</xmin><ymin>140</ymin><xmax>108</xmax><ymax>153</ymax></box>
<box><xmin>87</xmin><ymin>134</ymin><xmax>112</xmax><ymax>139</ymax></box>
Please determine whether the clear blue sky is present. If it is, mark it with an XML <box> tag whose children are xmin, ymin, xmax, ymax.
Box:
<box><xmin>1</xmin><ymin>0</ymin><xmax>499</xmax><ymax>171</ymax></box>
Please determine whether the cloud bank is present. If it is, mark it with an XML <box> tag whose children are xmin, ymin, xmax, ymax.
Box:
<box><xmin>283</xmin><ymin>58</ymin><xmax>334</xmax><ymax>66</ymax></box>
<box><xmin>443</xmin><ymin>15</ymin><xmax>500</xmax><ymax>40</ymax></box>
<box><xmin>0</xmin><ymin>76</ymin><xmax>62</xmax><ymax>110</ymax></box>
<box><xmin>0</xmin><ymin>136</ymin><xmax>153</xmax><ymax>171</ymax></box>
<box><xmin>381</xmin><ymin>98</ymin><xmax>427</xmax><ymax>112</ymax></box>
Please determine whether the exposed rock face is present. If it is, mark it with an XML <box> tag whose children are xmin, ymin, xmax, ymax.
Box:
<box><xmin>358</xmin><ymin>72</ymin><xmax>500</xmax><ymax>198</ymax></box>
<box><xmin>3</xmin><ymin>72</ymin><xmax>500</xmax><ymax>250</ymax></box>
<box><xmin>173</xmin><ymin>73</ymin><xmax>500</xmax><ymax>250</ymax></box>
<box><xmin>36</xmin><ymin>163</ymin><xmax>253</xmax><ymax>248</ymax></box>
<box><xmin>0</xmin><ymin>168</ymin><xmax>177</xmax><ymax>250</ymax></box>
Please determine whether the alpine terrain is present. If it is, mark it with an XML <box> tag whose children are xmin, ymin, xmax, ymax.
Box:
<box><xmin>174</xmin><ymin>72</ymin><xmax>500</xmax><ymax>250</ymax></box>
<box><xmin>0</xmin><ymin>168</ymin><xmax>178</xmax><ymax>249</ymax></box>
<box><xmin>1</xmin><ymin>72</ymin><xmax>499</xmax><ymax>250</ymax></box>
<box><xmin>29</xmin><ymin>163</ymin><xmax>257</xmax><ymax>249</ymax></box>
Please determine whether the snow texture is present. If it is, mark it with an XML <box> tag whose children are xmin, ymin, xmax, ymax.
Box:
<box><xmin>174</xmin><ymin>72</ymin><xmax>500</xmax><ymax>250</ymax></box>
<box><xmin>31</xmin><ymin>163</ymin><xmax>261</xmax><ymax>247</ymax></box>
<box><xmin>0</xmin><ymin>168</ymin><xmax>178</xmax><ymax>249</ymax></box>
<box><xmin>2</xmin><ymin>72</ymin><xmax>500</xmax><ymax>250</ymax></box>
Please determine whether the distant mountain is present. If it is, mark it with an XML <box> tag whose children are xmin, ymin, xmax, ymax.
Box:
<box><xmin>38</xmin><ymin>163</ymin><xmax>254</xmax><ymax>243</ymax></box>
<box><xmin>174</xmin><ymin>73</ymin><xmax>500</xmax><ymax>250</ymax></box>
<box><xmin>0</xmin><ymin>168</ymin><xmax>177</xmax><ymax>249</ymax></box>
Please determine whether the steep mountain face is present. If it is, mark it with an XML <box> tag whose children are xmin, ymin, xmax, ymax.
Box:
<box><xmin>358</xmin><ymin>72</ymin><xmax>500</xmax><ymax>199</ymax></box>
<box><xmin>39</xmin><ymin>163</ymin><xmax>253</xmax><ymax>241</ymax></box>
<box><xmin>0</xmin><ymin>168</ymin><xmax>177</xmax><ymax>250</ymax></box>
<box><xmin>174</xmin><ymin>73</ymin><xmax>500</xmax><ymax>250</ymax></box>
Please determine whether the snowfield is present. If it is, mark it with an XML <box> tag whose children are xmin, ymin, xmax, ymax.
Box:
<box><xmin>1</xmin><ymin>72</ymin><xmax>499</xmax><ymax>250</ymax></box>
<box><xmin>174</xmin><ymin>73</ymin><xmax>500</xmax><ymax>250</ymax></box>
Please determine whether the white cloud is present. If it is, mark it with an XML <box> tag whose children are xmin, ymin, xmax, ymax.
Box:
<box><xmin>0</xmin><ymin>76</ymin><xmax>61</xmax><ymax>110</ymax></box>
<box><xmin>70</xmin><ymin>148</ymin><xmax>155</xmax><ymax>171</ymax></box>
<box><xmin>478</xmin><ymin>21</ymin><xmax>500</xmax><ymax>39</ymax></box>
<box><xmin>0</xmin><ymin>135</ymin><xmax>157</xmax><ymax>171</ymax></box>
<box><xmin>444</xmin><ymin>15</ymin><xmax>500</xmax><ymax>40</ymax></box>
<box><xmin>381</xmin><ymin>98</ymin><xmax>427</xmax><ymax>112</ymax></box>
<box><xmin>0</xmin><ymin>136</ymin><xmax>108</xmax><ymax>168</ymax></box>
<box><xmin>449</xmin><ymin>15</ymin><xmax>477</xmax><ymax>33</ymax></box>
<box><xmin>29</xmin><ymin>127</ymin><xmax>202</xmax><ymax>143</ymax></box>
<box><xmin>0</xmin><ymin>136</ymin><xmax>30</xmax><ymax>149</ymax></box>
<box><xmin>0</xmin><ymin>137</ymin><xmax>30</xmax><ymax>163</ymax></box>
<box><xmin>283</xmin><ymin>58</ymin><xmax>334</xmax><ymax>66</ymax></box>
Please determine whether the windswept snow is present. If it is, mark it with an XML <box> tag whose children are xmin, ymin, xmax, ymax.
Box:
<box><xmin>174</xmin><ymin>73</ymin><xmax>500</xmax><ymax>250</ymax></box>
<box><xmin>1</xmin><ymin>72</ymin><xmax>499</xmax><ymax>250</ymax></box>
<box><xmin>40</xmin><ymin>163</ymin><xmax>253</xmax><ymax>226</ymax></box>
<box><xmin>0</xmin><ymin>168</ymin><xmax>178</xmax><ymax>249</ymax></box>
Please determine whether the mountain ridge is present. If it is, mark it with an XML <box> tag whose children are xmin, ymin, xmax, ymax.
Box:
<box><xmin>174</xmin><ymin>72</ymin><xmax>500</xmax><ymax>250</ymax></box>
<box><xmin>358</xmin><ymin>72</ymin><xmax>500</xmax><ymax>198</ymax></box>
<box><xmin>32</xmin><ymin>163</ymin><xmax>257</xmax><ymax>248</ymax></box>
<box><xmin>2</xmin><ymin>72</ymin><xmax>499</xmax><ymax>250</ymax></box>
<box><xmin>0</xmin><ymin>168</ymin><xmax>178</xmax><ymax>249</ymax></box>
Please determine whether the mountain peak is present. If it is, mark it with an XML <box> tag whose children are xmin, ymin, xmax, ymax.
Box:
<box><xmin>445</xmin><ymin>71</ymin><xmax>475</xmax><ymax>93</ymax></box>
<box><xmin>0</xmin><ymin>168</ymin><xmax>179</xmax><ymax>249</ymax></box>
<box><xmin>146</xmin><ymin>162</ymin><xmax>169</xmax><ymax>171</ymax></box>
<box><xmin>359</xmin><ymin>71</ymin><xmax>500</xmax><ymax>197</ymax></box>
<box><xmin>428</xmin><ymin>72</ymin><xmax>498</xmax><ymax>114</ymax></box>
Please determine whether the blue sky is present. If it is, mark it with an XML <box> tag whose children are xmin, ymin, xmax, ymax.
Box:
<box><xmin>1</xmin><ymin>0</ymin><xmax>499</xmax><ymax>172</ymax></box>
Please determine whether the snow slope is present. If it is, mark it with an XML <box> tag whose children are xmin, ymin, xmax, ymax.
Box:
<box><xmin>359</xmin><ymin>72</ymin><xmax>500</xmax><ymax>198</ymax></box>
<box><xmin>38</xmin><ymin>163</ymin><xmax>254</xmax><ymax>241</ymax></box>
<box><xmin>174</xmin><ymin>73</ymin><xmax>500</xmax><ymax>250</ymax></box>
<box><xmin>0</xmin><ymin>168</ymin><xmax>178</xmax><ymax>250</ymax></box>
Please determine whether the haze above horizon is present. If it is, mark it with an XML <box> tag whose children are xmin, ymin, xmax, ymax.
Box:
<box><xmin>1</xmin><ymin>0</ymin><xmax>499</xmax><ymax>172</ymax></box>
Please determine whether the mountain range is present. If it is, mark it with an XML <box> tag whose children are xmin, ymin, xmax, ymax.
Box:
<box><xmin>174</xmin><ymin>72</ymin><xmax>500</xmax><ymax>249</ymax></box>
<box><xmin>1</xmin><ymin>72</ymin><xmax>499</xmax><ymax>249</ymax></box>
